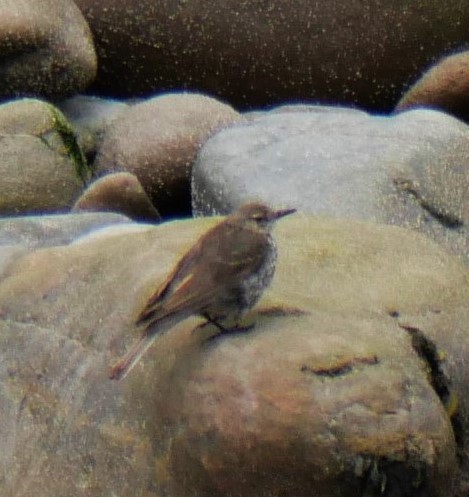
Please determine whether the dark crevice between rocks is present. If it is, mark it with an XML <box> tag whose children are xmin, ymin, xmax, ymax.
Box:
<box><xmin>393</xmin><ymin>178</ymin><xmax>463</xmax><ymax>229</ymax></box>
<box><xmin>399</xmin><ymin>323</ymin><xmax>464</xmax><ymax>455</ymax></box>
<box><xmin>356</xmin><ymin>458</ymin><xmax>431</xmax><ymax>497</ymax></box>
<box><xmin>348</xmin><ymin>319</ymin><xmax>462</xmax><ymax>496</ymax></box>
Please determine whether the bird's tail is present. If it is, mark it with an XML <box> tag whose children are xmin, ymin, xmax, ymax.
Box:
<box><xmin>109</xmin><ymin>332</ymin><xmax>157</xmax><ymax>381</ymax></box>
<box><xmin>109</xmin><ymin>313</ymin><xmax>185</xmax><ymax>381</ymax></box>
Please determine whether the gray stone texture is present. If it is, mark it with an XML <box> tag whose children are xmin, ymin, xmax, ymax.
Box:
<box><xmin>0</xmin><ymin>212</ymin><xmax>132</xmax><ymax>249</ymax></box>
<box><xmin>193</xmin><ymin>107</ymin><xmax>469</xmax><ymax>262</ymax></box>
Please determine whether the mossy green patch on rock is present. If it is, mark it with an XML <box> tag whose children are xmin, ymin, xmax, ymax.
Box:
<box><xmin>0</xmin><ymin>98</ymin><xmax>91</xmax><ymax>183</ymax></box>
<box><xmin>0</xmin><ymin>99</ymin><xmax>90</xmax><ymax>214</ymax></box>
<box><xmin>47</xmin><ymin>105</ymin><xmax>91</xmax><ymax>183</ymax></box>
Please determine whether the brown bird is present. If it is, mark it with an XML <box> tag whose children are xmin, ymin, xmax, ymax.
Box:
<box><xmin>109</xmin><ymin>202</ymin><xmax>296</xmax><ymax>380</ymax></box>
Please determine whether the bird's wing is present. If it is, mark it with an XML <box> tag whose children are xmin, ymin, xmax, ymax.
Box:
<box><xmin>136</xmin><ymin>221</ymin><xmax>270</xmax><ymax>325</ymax></box>
<box><xmin>136</xmin><ymin>246</ymin><xmax>196</xmax><ymax>318</ymax></box>
<box><xmin>150</xmin><ymin>223</ymin><xmax>270</xmax><ymax>316</ymax></box>
<box><xmin>136</xmin><ymin>243</ymin><xmax>202</xmax><ymax>324</ymax></box>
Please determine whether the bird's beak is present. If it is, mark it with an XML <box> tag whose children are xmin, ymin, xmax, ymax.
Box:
<box><xmin>271</xmin><ymin>207</ymin><xmax>297</xmax><ymax>220</ymax></box>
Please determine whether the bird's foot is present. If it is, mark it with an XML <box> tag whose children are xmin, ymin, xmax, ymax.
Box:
<box><xmin>200</xmin><ymin>313</ymin><xmax>228</xmax><ymax>332</ymax></box>
<box><xmin>200</xmin><ymin>313</ymin><xmax>255</xmax><ymax>338</ymax></box>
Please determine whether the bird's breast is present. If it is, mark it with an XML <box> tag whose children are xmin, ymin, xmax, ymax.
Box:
<box><xmin>241</xmin><ymin>235</ymin><xmax>277</xmax><ymax>310</ymax></box>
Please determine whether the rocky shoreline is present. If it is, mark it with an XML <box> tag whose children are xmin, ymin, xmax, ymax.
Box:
<box><xmin>1</xmin><ymin>1</ymin><xmax>469</xmax><ymax>496</ymax></box>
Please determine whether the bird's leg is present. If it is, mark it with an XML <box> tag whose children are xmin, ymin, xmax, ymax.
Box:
<box><xmin>202</xmin><ymin>313</ymin><xmax>229</xmax><ymax>332</ymax></box>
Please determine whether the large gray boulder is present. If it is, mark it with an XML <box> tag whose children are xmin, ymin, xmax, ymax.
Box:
<box><xmin>193</xmin><ymin>107</ymin><xmax>469</xmax><ymax>261</ymax></box>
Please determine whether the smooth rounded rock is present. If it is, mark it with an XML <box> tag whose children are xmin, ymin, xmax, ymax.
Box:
<box><xmin>0</xmin><ymin>212</ymin><xmax>132</xmax><ymax>248</ymax></box>
<box><xmin>57</xmin><ymin>95</ymin><xmax>129</xmax><ymax>161</ymax></box>
<box><xmin>0</xmin><ymin>0</ymin><xmax>97</xmax><ymax>98</ymax></box>
<box><xmin>396</xmin><ymin>50</ymin><xmax>469</xmax><ymax>123</ymax></box>
<box><xmin>0</xmin><ymin>98</ymin><xmax>90</xmax><ymax>214</ymax></box>
<box><xmin>193</xmin><ymin>106</ymin><xmax>469</xmax><ymax>262</ymax></box>
<box><xmin>95</xmin><ymin>92</ymin><xmax>242</xmax><ymax>216</ymax></box>
<box><xmin>75</xmin><ymin>0</ymin><xmax>469</xmax><ymax>110</ymax></box>
<box><xmin>73</xmin><ymin>172</ymin><xmax>161</xmax><ymax>222</ymax></box>
<box><xmin>0</xmin><ymin>215</ymin><xmax>467</xmax><ymax>496</ymax></box>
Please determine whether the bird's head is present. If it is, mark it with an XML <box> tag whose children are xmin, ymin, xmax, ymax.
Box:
<box><xmin>233</xmin><ymin>202</ymin><xmax>296</xmax><ymax>231</ymax></box>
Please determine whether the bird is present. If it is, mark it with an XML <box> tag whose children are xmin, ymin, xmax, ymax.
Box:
<box><xmin>109</xmin><ymin>202</ymin><xmax>296</xmax><ymax>380</ymax></box>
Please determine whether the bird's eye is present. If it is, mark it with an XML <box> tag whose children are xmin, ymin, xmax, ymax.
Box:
<box><xmin>252</xmin><ymin>214</ymin><xmax>267</xmax><ymax>222</ymax></box>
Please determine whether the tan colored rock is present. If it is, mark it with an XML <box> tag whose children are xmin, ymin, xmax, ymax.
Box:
<box><xmin>0</xmin><ymin>0</ymin><xmax>97</xmax><ymax>98</ymax></box>
<box><xmin>73</xmin><ymin>172</ymin><xmax>161</xmax><ymax>222</ymax></box>
<box><xmin>0</xmin><ymin>99</ymin><xmax>90</xmax><ymax>214</ymax></box>
<box><xmin>94</xmin><ymin>92</ymin><xmax>242</xmax><ymax>216</ymax></box>
<box><xmin>0</xmin><ymin>215</ymin><xmax>467</xmax><ymax>496</ymax></box>
<box><xmin>396</xmin><ymin>51</ymin><xmax>469</xmax><ymax>122</ymax></box>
